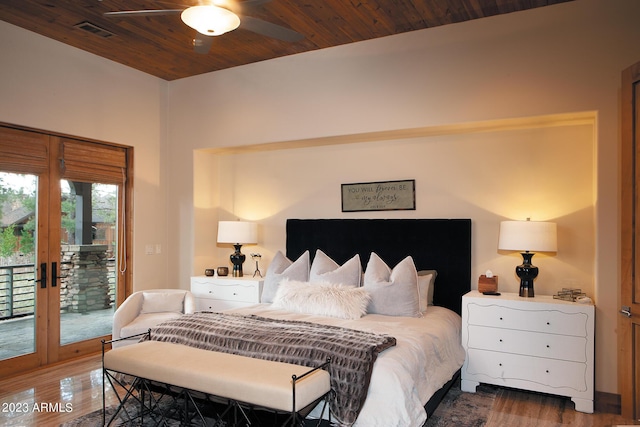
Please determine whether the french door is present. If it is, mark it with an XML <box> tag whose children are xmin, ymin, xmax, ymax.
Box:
<box><xmin>620</xmin><ymin>60</ymin><xmax>640</xmax><ymax>420</ymax></box>
<box><xmin>0</xmin><ymin>124</ymin><xmax>132</xmax><ymax>378</ymax></box>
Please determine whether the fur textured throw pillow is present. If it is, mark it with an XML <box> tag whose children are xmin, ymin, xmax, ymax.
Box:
<box><xmin>272</xmin><ymin>280</ymin><xmax>370</xmax><ymax>320</ymax></box>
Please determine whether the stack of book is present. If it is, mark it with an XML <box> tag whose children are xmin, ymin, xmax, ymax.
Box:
<box><xmin>553</xmin><ymin>288</ymin><xmax>586</xmax><ymax>302</ymax></box>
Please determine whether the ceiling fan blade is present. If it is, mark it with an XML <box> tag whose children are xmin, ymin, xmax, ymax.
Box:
<box><xmin>193</xmin><ymin>33</ymin><xmax>214</xmax><ymax>54</ymax></box>
<box><xmin>104</xmin><ymin>9</ymin><xmax>184</xmax><ymax>18</ymax></box>
<box><xmin>239</xmin><ymin>16</ymin><xmax>303</xmax><ymax>42</ymax></box>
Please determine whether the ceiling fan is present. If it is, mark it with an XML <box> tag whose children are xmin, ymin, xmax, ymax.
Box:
<box><xmin>103</xmin><ymin>0</ymin><xmax>304</xmax><ymax>53</ymax></box>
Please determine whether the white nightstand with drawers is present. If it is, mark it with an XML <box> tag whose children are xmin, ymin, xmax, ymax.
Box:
<box><xmin>461</xmin><ymin>290</ymin><xmax>594</xmax><ymax>413</ymax></box>
<box><xmin>190</xmin><ymin>276</ymin><xmax>263</xmax><ymax>312</ymax></box>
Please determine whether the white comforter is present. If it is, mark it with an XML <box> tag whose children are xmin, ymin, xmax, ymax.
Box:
<box><xmin>226</xmin><ymin>304</ymin><xmax>465</xmax><ymax>427</ymax></box>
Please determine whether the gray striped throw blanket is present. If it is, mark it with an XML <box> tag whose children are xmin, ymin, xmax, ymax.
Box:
<box><xmin>147</xmin><ymin>312</ymin><xmax>396</xmax><ymax>426</ymax></box>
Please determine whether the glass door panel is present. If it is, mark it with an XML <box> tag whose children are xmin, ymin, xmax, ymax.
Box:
<box><xmin>0</xmin><ymin>172</ymin><xmax>39</xmax><ymax>361</ymax></box>
<box><xmin>59</xmin><ymin>181</ymin><xmax>118</xmax><ymax>345</ymax></box>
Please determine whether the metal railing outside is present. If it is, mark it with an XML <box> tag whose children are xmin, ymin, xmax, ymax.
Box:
<box><xmin>0</xmin><ymin>264</ymin><xmax>36</xmax><ymax>320</ymax></box>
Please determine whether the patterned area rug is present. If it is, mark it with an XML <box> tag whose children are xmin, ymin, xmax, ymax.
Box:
<box><xmin>423</xmin><ymin>382</ymin><xmax>498</xmax><ymax>427</ymax></box>
<box><xmin>61</xmin><ymin>382</ymin><xmax>496</xmax><ymax>427</ymax></box>
<box><xmin>59</xmin><ymin>394</ymin><xmax>323</xmax><ymax>427</ymax></box>
<box><xmin>59</xmin><ymin>394</ymin><xmax>187</xmax><ymax>426</ymax></box>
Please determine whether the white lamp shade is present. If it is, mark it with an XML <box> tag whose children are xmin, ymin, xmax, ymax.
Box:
<box><xmin>181</xmin><ymin>5</ymin><xmax>240</xmax><ymax>36</ymax></box>
<box><xmin>217</xmin><ymin>221</ymin><xmax>258</xmax><ymax>245</ymax></box>
<box><xmin>498</xmin><ymin>220</ymin><xmax>557</xmax><ymax>253</ymax></box>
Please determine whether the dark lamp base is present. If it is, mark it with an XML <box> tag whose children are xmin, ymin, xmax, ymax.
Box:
<box><xmin>230</xmin><ymin>244</ymin><xmax>246</xmax><ymax>278</ymax></box>
<box><xmin>519</xmin><ymin>280</ymin><xmax>535</xmax><ymax>297</ymax></box>
<box><xmin>516</xmin><ymin>252</ymin><xmax>538</xmax><ymax>298</ymax></box>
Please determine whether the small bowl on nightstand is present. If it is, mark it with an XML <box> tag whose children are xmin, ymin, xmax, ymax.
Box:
<box><xmin>204</xmin><ymin>269</ymin><xmax>215</xmax><ymax>277</ymax></box>
<box><xmin>216</xmin><ymin>267</ymin><xmax>229</xmax><ymax>277</ymax></box>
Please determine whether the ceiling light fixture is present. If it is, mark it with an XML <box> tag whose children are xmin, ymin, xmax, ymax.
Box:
<box><xmin>181</xmin><ymin>5</ymin><xmax>240</xmax><ymax>36</ymax></box>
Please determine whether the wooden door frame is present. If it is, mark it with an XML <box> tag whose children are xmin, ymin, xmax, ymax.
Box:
<box><xmin>0</xmin><ymin>129</ymin><xmax>51</xmax><ymax>378</ymax></box>
<box><xmin>49</xmin><ymin>136</ymin><xmax>134</xmax><ymax>363</ymax></box>
<box><xmin>620</xmin><ymin>61</ymin><xmax>640</xmax><ymax>420</ymax></box>
<box><xmin>0</xmin><ymin>122</ymin><xmax>134</xmax><ymax>377</ymax></box>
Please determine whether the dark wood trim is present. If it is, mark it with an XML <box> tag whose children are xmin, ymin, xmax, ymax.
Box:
<box><xmin>595</xmin><ymin>391</ymin><xmax>621</xmax><ymax>415</ymax></box>
<box><xmin>122</xmin><ymin>147</ymin><xmax>134</xmax><ymax>301</ymax></box>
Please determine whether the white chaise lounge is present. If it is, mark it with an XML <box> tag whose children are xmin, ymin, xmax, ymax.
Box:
<box><xmin>111</xmin><ymin>289</ymin><xmax>195</xmax><ymax>348</ymax></box>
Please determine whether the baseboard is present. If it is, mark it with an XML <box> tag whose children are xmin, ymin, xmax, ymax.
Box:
<box><xmin>595</xmin><ymin>390</ymin><xmax>621</xmax><ymax>414</ymax></box>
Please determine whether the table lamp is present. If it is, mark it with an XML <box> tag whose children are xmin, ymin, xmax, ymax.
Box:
<box><xmin>498</xmin><ymin>219</ymin><xmax>557</xmax><ymax>297</ymax></box>
<box><xmin>217</xmin><ymin>221</ymin><xmax>258</xmax><ymax>277</ymax></box>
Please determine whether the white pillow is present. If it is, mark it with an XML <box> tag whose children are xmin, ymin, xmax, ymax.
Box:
<box><xmin>261</xmin><ymin>250</ymin><xmax>310</xmax><ymax>303</ymax></box>
<box><xmin>140</xmin><ymin>292</ymin><xmax>185</xmax><ymax>314</ymax></box>
<box><xmin>363</xmin><ymin>253</ymin><xmax>420</xmax><ymax>317</ymax></box>
<box><xmin>309</xmin><ymin>249</ymin><xmax>361</xmax><ymax>287</ymax></box>
<box><xmin>418</xmin><ymin>270</ymin><xmax>437</xmax><ymax>313</ymax></box>
<box><xmin>272</xmin><ymin>280</ymin><xmax>370</xmax><ymax>320</ymax></box>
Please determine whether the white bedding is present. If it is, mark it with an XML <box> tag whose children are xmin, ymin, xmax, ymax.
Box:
<box><xmin>226</xmin><ymin>304</ymin><xmax>465</xmax><ymax>427</ymax></box>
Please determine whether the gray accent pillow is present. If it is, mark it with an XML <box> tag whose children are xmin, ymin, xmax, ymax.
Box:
<box><xmin>309</xmin><ymin>249</ymin><xmax>361</xmax><ymax>287</ymax></box>
<box><xmin>261</xmin><ymin>250</ymin><xmax>310</xmax><ymax>303</ymax></box>
<box><xmin>418</xmin><ymin>270</ymin><xmax>437</xmax><ymax>313</ymax></box>
<box><xmin>363</xmin><ymin>253</ymin><xmax>420</xmax><ymax>317</ymax></box>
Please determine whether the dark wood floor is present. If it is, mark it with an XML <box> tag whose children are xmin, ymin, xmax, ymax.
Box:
<box><xmin>0</xmin><ymin>353</ymin><xmax>638</xmax><ymax>426</ymax></box>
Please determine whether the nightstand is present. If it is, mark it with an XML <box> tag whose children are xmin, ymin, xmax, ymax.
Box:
<box><xmin>461</xmin><ymin>290</ymin><xmax>594</xmax><ymax>413</ymax></box>
<box><xmin>190</xmin><ymin>276</ymin><xmax>263</xmax><ymax>311</ymax></box>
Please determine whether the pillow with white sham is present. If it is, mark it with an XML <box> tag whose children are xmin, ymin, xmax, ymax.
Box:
<box><xmin>261</xmin><ymin>250</ymin><xmax>310</xmax><ymax>303</ymax></box>
<box><xmin>272</xmin><ymin>280</ymin><xmax>370</xmax><ymax>320</ymax></box>
<box><xmin>418</xmin><ymin>270</ymin><xmax>437</xmax><ymax>313</ymax></box>
<box><xmin>309</xmin><ymin>249</ymin><xmax>361</xmax><ymax>287</ymax></box>
<box><xmin>363</xmin><ymin>253</ymin><xmax>420</xmax><ymax>317</ymax></box>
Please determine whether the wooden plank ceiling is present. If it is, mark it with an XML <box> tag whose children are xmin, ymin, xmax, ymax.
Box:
<box><xmin>0</xmin><ymin>0</ymin><xmax>573</xmax><ymax>81</ymax></box>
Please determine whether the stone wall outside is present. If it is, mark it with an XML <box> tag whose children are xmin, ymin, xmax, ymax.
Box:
<box><xmin>60</xmin><ymin>245</ymin><xmax>113</xmax><ymax>313</ymax></box>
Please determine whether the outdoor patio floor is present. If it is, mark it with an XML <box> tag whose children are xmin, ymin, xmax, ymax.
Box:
<box><xmin>0</xmin><ymin>308</ymin><xmax>113</xmax><ymax>361</ymax></box>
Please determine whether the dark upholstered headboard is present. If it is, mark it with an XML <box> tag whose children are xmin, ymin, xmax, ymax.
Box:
<box><xmin>286</xmin><ymin>219</ymin><xmax>471</xmax><ymax>315</ymax></box>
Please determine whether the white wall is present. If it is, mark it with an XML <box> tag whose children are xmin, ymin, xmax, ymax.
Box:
<box><xmin>167</xmin><ymin>0</ymin><xmax>640</xmax><ymax>395</ymax></box>
<box><xmin>201</xmin><ymin>121</ymin><xmax>595</xmax><ymax>299</ymax></box>
<box><xmin>0</xmin><ymin>21</ymin><xmax>169</xmax><ymax>291</ymax></box>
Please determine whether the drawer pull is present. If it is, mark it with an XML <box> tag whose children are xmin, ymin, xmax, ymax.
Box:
<box><xmin>546</xmin><ymin>322</ymin><xmax>550</xmax><ymax>325</ymax></box>
<box><xmin>499</xmin><ymin>317</ymin><xmax>503</xmax><ymax>321</ymax></box>
<box><xmin>546</xmin><ymin>345</ymin><xmax>550</xmax><ymax>348</ymax></box>
<box><xmin>499</xmin><ymin>339</ymin><xmax>503</xmax><ymax>343</ymax></box>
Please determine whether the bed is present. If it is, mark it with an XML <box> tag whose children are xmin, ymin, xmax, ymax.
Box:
<box><xmin>154</xmin><ymin>218</ymin><xmax>471</xmax><ymax>426</ymax></box>
<box><xmin>285</xmin><ymin>218</ymin><xmax>470</xmax><ymax>425</ymax></box>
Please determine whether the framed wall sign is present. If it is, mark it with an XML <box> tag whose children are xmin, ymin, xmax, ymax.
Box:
<box><xmin>341</xmin><ymin>179</ymin><xmax>416</xmax><ymax>212</ymax></box>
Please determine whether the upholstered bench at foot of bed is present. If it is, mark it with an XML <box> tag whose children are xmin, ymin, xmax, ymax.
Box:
<box><xmin>102</xmin><ymin>339</ymin><xmax>331</xmax><ymax>426</ymax></box>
